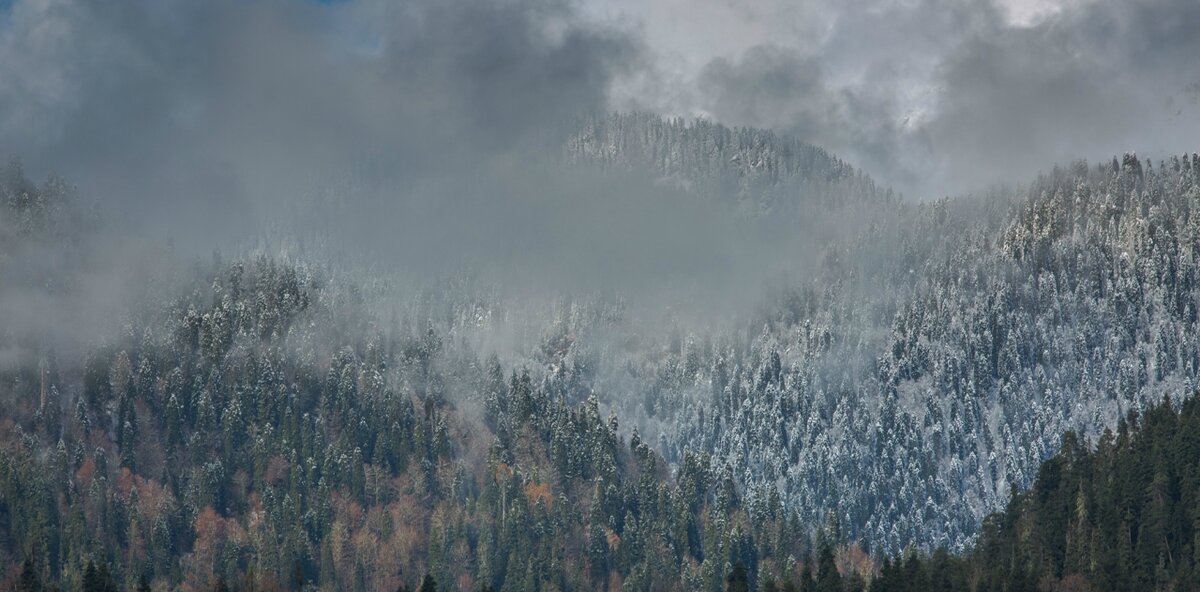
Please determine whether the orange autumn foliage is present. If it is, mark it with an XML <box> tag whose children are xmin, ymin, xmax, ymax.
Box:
<box><xmin>192</xmin><ymin>506</ymin><xmax>246</xmax><ymax>587</ymax></box>
<box><xmin>606</xmin><ymin>530</ymin><xmax>621</xmax><ymax>551</ymax></box>
<box><xmin>524</xmin><ymin>481</ymin><xmax>553</xmax><ymax>509</ymax></box>
<box><xmin>494</xmin><ymin>462</ymin><xmax>513</xmax><ymax>480</ymax></box>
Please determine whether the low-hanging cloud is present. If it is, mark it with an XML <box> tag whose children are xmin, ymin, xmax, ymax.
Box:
<box><xmin>4</xmin><ymin>0</ymin><xmax>851</xmax><ymax>356</ymax></box>
<box><xmin>4</xmin><ymin>0</ymin><xmax>1200</xmax><ymax>344</ymax></box>
<box><xmin>0</xmin><ymin>0</ymin><xmax>658</xmax><ymax>366</ymax></box>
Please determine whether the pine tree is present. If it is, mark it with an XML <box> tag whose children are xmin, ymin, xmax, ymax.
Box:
<box><xmin>17</xmin><ymin>558</ymin><xmax>41</xmax><ymax>592</ymax></box>
<box><xmin>418</xmin><ymin>574</ymin><xmax>437</xmax><ymax>592</ymax></box>
<box><xmin>726</xmin><ymin>562</ymin><xmax>749</xmax><ymax>592</ymax></box>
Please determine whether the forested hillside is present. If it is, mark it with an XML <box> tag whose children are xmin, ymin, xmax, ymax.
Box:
<box><xmin>0</xmin><ymin>250</ymin><xmax>826</xmax><ymax>591</ymax></box>
<box><xmin>4</xmin><ymin>114</ymin><xmax>1200</xmax><ymax>590</ymax></box>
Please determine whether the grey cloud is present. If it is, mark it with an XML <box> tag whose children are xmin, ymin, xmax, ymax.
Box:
<box><xmin>5</xmin><ymin>0</ymin><xmax>1197</xmax><ymax>333</ymax></box>
<box><xmin>0</xmin><ymin>0</ymin><xmax>638</xmax><ymax>246</ymax></box>
<box><xmin>694</xmin><ymin>42</ymin><xmax>925</xmax><ymax>194</ymax></box>
<box><xmin>924</xmin><ymin>0</ymin><xmax>1200</xmax><ymax>194</ymax></box>
<box><xmin>697</xmin><ymin>46</ymin><xmax>833</xmax><ymax>139</ymax></box>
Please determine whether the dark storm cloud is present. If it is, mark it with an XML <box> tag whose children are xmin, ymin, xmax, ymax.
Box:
<box><xmin>0</xmin><ymin>0</ymin><xmax>637</xmax><ymax>244</ymax></box>
<box><xmin>686</xmin><ymin>0</ymin><xmax>1200</xmax><ymax>197</ymax></box>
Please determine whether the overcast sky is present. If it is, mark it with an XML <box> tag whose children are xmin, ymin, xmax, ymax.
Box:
<box><xmin>1</xmin><ymin>0</ymin><xmax>1198</xmax><ymax>206</ymax></box>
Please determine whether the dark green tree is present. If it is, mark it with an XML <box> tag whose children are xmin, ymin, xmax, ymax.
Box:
<box><xmin>418</xmin><ymin>574</ymin><xmax>437</xmax><ymax>592</ymax></box>
<box><xmin>17</xmin><ymin>558</ymin><xmax>41</xmax><ymax>592</ymax></box>
<box><xmin>726</xmin><ymin>562</ymin><xmax>749</xmax><ymax>592</ymax></box>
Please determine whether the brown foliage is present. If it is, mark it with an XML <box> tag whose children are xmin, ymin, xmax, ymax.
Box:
<box><xmin>524</xmin><ymin>481</ymin><xmax>553</xmax><ymax>510</ymax></box>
